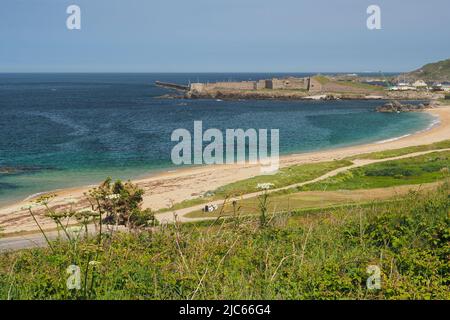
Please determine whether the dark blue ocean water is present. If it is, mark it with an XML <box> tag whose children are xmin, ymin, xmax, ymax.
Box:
<box><xmin>0</xmin><ymin>73</ymin><xmax>434</xmax><ymax>205</ymax></box>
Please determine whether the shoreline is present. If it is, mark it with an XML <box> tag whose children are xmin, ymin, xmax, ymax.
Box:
<box><xmin>0</xmin><ymin>109</ymin><xmax>435</xmax><ymax>206</ymax></box>
<box><xmin>1</xmin><ymin>105</ymin><xmax>449</xmax><ymax>234</ymax></box>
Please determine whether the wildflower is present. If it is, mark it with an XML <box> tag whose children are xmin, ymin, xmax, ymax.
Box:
<box><xmin>106</xmin><ymin>194</ymin><xmax>121</xmax><ymax>200</ymax></box>
<box><xmin>35</xmin><ymin>194</ymin><xmax>57</xmax><ymax>205</ymax></box>
<box><xmin>89</xmin><ymin>260</ymin><xmax>101</xmax><ymax>266</ymax></box>
<box><xmin>21</xmin><ymin>203</ymin><xmax>38</xmax><ymax>210</ymax></box>
<box><xmin>67</xmin><ymin>226</ymin><xmax>83</xmax><ymax>234</ymax></box>
<box><xmin>257</xmin><ymin>183</ymin><xmax>275</xmax><ymax>190</ymax></box>
<box><xmin>66</xmin><ymin>198</ymin><xmax>77</xmax><ymax>205</ymax></box>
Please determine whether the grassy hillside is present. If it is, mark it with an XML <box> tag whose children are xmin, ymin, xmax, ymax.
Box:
<box><xmin>0</xmin><ymin>183</ymin><xmax>448</xmax><ymax>299</ymax></box>
<box><xmin>400</xmin><ymin>58</ymin><xmax>450</xmax><ymax>82</ymax></box>
<box><xmin>301</xmin><ymin>151</ymin><xmax>450</xmax><ymax>191</ymax></box>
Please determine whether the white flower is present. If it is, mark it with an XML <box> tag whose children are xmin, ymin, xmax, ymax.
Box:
<box><xmin>66</xmin><ymin>198</ymin><xmax>76</xmax><ymax>205</ymax></box>
<box><xmin>106</xmin><ymin>194</ymin><xmax>120</xmax><ymax>200</ymax></box>
<box><xmin>257</xmin><ymin>183</ymin><xmax>274</xmax><ymax>190</ymax></box>
<box><xmin>68</xmin><ymin>226</ymin><xmax>83</xmax><ymax>234</ymax></box>
<box><xmin>89</xmin><ymin>261</ymin><xmax>101</xmax><ymax>266</ymax></box>
<box><xmin>21</xmin><ymin>203</ymin><xmax>38</xmax><ymax>210</ymax></box>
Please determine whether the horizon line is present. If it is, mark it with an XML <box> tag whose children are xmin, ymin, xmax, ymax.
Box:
<box><xmin>0</xmin><ymin>71</ymin><xmax>402</xmax><ymax>74</ymax></box>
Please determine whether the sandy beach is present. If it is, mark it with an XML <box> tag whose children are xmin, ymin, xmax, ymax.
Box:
<box><xmin>1</xmin><ymin>105</ymin><xmax>449</xmax><ymax>235</ymax></box>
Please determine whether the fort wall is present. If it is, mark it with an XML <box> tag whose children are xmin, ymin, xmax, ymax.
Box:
<box><xmin>190</xmin><ymin>77</ymin><xmax>327</xmax><ymax>93</ymax></box>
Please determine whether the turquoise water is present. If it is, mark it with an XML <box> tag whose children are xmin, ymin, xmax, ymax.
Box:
<box><xmin>0</xmin><ymin>73</ymin><xmax>435</xmax><ymax>206</ymax></box>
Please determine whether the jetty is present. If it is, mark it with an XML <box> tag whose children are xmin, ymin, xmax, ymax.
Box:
<box><xmin>155</xmin><ymin>81</ymin><xmax>189</xmax><ymax>91</ymax></box>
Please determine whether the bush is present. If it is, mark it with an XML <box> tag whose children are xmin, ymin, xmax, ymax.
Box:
<box><xmin>86</xmin><ymin>178</ymin><xmax>158</xmax><ymax>228</ymax></box>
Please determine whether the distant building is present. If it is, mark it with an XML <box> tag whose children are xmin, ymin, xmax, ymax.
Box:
<box><xmin>412</xmin><ymin>80</ymin><xmax>428</xmax><ymax>89</ymax></box>
<box><xmin>396</xmin><ymin>82</ymin><xmax>416</xmax><ymax>91</ymax></box>
<box><xmin>432</xmin><ymin>82</ymin><xmax>450</xmax><ymax>92</ymax></box>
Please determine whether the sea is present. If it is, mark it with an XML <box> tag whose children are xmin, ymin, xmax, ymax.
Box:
<box><xmin>0</xmin><ymin>73</ymin><xmax>436</xmax><ymax>206</ymax></box>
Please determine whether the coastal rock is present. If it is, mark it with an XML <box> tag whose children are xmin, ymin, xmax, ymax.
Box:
<box><xmin>376</xmin><ymin>100</ymin><xmax>436</xmax><ymax>113</ymax></box>
<box><xmin>154</xmin><ymin>94</ymin><xmax>183</xmax><ymax>99</ymax></box>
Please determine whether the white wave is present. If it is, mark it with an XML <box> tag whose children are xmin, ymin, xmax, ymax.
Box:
<box><xmin>376</xmin><ymin>114</ymin><xmax>441</xmax><ymax>145</ymax></box>
<box><xmin>376</xmin><ymin>134</ymin><xmax>412</xmax><ymax>144</ymax></box>
<box><xmin>24</xmin><ymin>191</ymin><xmax>48</xmax><ymax>201</ymax></box>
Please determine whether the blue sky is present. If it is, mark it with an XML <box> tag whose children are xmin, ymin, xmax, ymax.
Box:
<box><xmin>0</xmin><ymin>0</ymin><xmax>449</xmax><ymax>72</ymax></box>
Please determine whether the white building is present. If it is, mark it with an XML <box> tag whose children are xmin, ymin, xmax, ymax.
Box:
<box><xmin>412</xmin><ymin>80</ymin><xmax>428</xmax><ymax>89</ymax></box>
<box><xmin>397</xmin><ymin>82</ymin><xmax>416</xmax><ymax>91</ymax></box>
<box><xmin>432</xmin><ymin>83</ymin><xmax>450</xmax><ymax>92</ymax></box>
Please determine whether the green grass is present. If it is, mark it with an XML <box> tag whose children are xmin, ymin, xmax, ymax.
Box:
<box><xmin>185</xmin><ymin>150</ymin><xmax>449</xmax><ymax>218</ymax></box>
<box><xmin>347</xmin><ymin>140</ymin><xmax>450</xmax><ymax>160</ymax></box>
<box><xmin>336</xmin><ymin>80</ymin><xmax>385</xmax><ymax>92</ymax></box>
<box><xmin>215</xmin><ymin>160</ymin><xmax>352</xmax><ymax>197</ymax></box>
<box><xmin>1</xmin><ymin>184</ymin><xmax>448</xmax><ymax>299</ymax></box>
<box><xmin>158</xmin><ymin>160</ymin><xmax>352</xmax><ymax>213</ymax></box>
<box><xmin>301</xmin><ymin>151</ymin><xmax>450</xmax><ymax>191</ymax></box>
<box><xmin>184</xmin><ymin>183</ymin><xmax>439</xmax><ymax>219</ymax></box>
<box><xmin>313</xmin><ymin>75</ymin><xmax>331</xmax><ymax>85</ymax></box>
<box><xmin>403</xmin><ymin>58</ymin><xmax>450</xmax><ymax>82</ymax></box>
<box><xmin>312</xmin><ymin>76</ymin><xmax>383</xmax><ymax>92</ymax></box>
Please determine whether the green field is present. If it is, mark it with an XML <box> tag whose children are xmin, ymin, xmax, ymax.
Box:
<box><xmin>215</xmin><ymin>160</ymin><xmax>352</xmax><ymax>197</ymax></box>
<box><xmin>301</xmin><ymin>151</ymin><xmax>450</xmax><ymax>191</ymax></box>
<box><xmin>346</xmin><ymin>140</ymin><xmax>450</xmax><ymax>160</ymax></box>
<box><xmin>184</xmin><ymin>150</ymin><xmax>450</xmax><ymax>219</ymax></box>
<box><xmin>184</xmin><ymin>183</ymin><xmax>440</xmax><ymax>219</ymax></box>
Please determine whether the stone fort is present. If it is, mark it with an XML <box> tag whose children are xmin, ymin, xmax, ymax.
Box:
<box><xmin>189</xmin><ymin>77</ymin><xmax>323</xmax><ymax>93</ymax></box>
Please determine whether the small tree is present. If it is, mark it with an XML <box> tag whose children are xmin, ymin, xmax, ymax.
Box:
<box><xmin>86</xmin><ymin>178</ymin><xmax>157</xmax><ymax>229</ymax></box>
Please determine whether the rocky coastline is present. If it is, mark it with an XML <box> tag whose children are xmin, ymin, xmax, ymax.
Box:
<box><xmin>156</xmin><ymin>90</ymin><xmax>443</xmax><ymax>102</ymax></box>
<box><xmin>376</xmin><ymin>100</ymin><xmax>438</xmax><ymax>113</ymax></box>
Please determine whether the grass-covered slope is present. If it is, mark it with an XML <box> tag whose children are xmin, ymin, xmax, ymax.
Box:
<box><xmin>401</xmin><ymin>58</ymin><xmax>450</xmax><ymax>82</ymax></box>
<box><xmin>301</xmin><ymin>151</ymin><xmax>450</xmax><ymax>191</ymax></box>
<box><xmin>0</xmin><ymin>184</ymin><xmax>448</xmax><ymax>300</ymax></box>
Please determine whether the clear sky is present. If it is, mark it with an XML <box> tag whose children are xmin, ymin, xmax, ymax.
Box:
<box><xmin>1</xmin><ymin>0</ymin><xmax>449</xmax><ymax>72</ymax></box>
